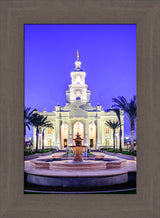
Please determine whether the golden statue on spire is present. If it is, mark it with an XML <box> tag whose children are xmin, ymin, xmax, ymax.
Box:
<box><xmin>77</xmin><ymin>50</ymin><xmax>79</xmax><ymax>61</ymax></box>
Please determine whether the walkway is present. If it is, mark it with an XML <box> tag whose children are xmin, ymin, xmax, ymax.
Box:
<box><xmin>100</xmin><ymin>151</ymin><xmax>136</xmax><ymax>161</ymax></box>
<box><xmin>24</xmin><ymin>152</ymin><xmax>53</xmax><ymax>161</ymax></box>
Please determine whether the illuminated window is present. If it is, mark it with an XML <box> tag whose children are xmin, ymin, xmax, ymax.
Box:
<box><xmin>48</xmin><ymin>140</ymin><xmax>51</xmax><ymax>146</ymax></box>
<box><xmin>76</xmin><ymin>76</ymin><xmax>81</xmax><ymax>83</ymax></box>
<box><xmin>90</xmin><ymin>123</ymin><xmax>94</xmax><ymax>131</ymax></box>
<box><xmin>115</xmin><ymin>128</ymin><xmax>119</xmax><ymax>133</ymax></box>
<box><xmin>64</xmin><ymin>124</ymin><xmax>67</xmax><ymax>132</ymax></box>
<box><xmin>48</xmin><ymin>127</ymin><xmax>51</xmax><ymax>134</ymax></box>
<box><xmin>106</xmin><ymin>127</ymin><xmax>109</xmax><ymax>134</ymax></box>
<box><xmin>106</xmin><ymin>139</ymin><xmax>109</xmax><ymax>145</ymax></box>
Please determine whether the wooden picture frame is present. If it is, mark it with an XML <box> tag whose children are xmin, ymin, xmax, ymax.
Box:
<box><xmin>0</xmin><ymin>0</ymin><xmax>160</xmax><ymax>217</ymax></box>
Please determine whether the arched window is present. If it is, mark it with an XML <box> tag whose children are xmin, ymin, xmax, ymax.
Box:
<box><xmin>106</xmin><ymin>127</ymin><xmax>109</xmax><ymax>134</ymax></box>
<box><xmin>48</xmin><ymin>127</ymin><xmax>51</xmax><ymax>134</ymax></box>
<box><xmin>76</xmin><ymin>97</ymin><xmax>81</xmax><ymax>100</ymax></box>
<box><xmin>115</xmin><ymin>128</ymin><xmax>119</xmax><ymax>133</ymax></box>
<box><xmin>48</xmin><ymin>140</ymin><xmax>51</xmax><ymax>146</ymax></box>
<box><xmin>106</xmin><ymin>139</ymin><xmax>109</xmax><ymax>145</ymax></box>
<box><xmin>61</xmin><ymin>123</ymin><xmax>68</xmax><ymax>148</ymax></box>
<box><xmin>89</xmin><ymin>122</ymin><xmax>96</xmax><ymax>148</ymax></box>
<box><xmin>76</xmin><ymin>75</ymin><xmax>81</xmax><ymax>84</ymax></box>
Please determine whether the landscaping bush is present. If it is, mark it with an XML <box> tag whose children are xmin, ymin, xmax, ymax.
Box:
<box><xmin>100</xmin><ymin>147</ymin><xmax>136</xmax><ymax>156</ymax></box>
<box><xmin>24</xmin><ymin>147</ymin><xmax>56</xmax><ymax>156</ymax></box>
<box><xmin>87</xmin><ymin>150</ymin><xmax>94</xmax><ymax>155</ymax></box>
<box><xmin>63</xmin><ymin>150</ymin><xmax>74</xmax><ymax>156</ymax></box>
<box><xmin>122</xmin><ymin>150</ymin><xmax>136</xmax><ymax>156</ymax></box>
<box><xmin>37</xmin><ymin>148</ymin><xmax>56</xmax><ymax>153</ymax></box>
<box><xmin>24</xmin><ymin>146</ymin><xmax>36</xmax><ymax>155</ymax></box>
<box><xmin>101</xmin><ymin>148</ymin><xmax>116</xmax><ymax>153</ymax></box>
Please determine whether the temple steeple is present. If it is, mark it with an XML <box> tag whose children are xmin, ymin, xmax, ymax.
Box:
<box><xmin>77</xmin><ymin>50</ymin><xmax>79</xmax><ymax>61</ymax></box>
<box><xmin>66</xmin><ymin>51</ymin><xmax>91</xmax><ymax>103</ymax></box>
<box><xmin>75</xmin><ymin>50</ymin><xmax>82</xmax><ymax>70</ymax></box>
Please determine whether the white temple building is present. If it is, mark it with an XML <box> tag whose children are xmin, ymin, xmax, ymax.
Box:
<box><xmin>33</xmin><ymin>51</ymin><xmax>124</xmax><ymax>150</ymax></box>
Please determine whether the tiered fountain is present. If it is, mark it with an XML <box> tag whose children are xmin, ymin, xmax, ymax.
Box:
<box><xmin>69</xmin><ymin>132</ymin><xmax>87</xmax><ymax>162</ymax></box>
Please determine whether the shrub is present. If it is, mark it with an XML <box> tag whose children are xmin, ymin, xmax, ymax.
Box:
<box><xmin>122</xmin><ymin>150</ymin><xmax>136</xmax><ymax>156</ymax></box>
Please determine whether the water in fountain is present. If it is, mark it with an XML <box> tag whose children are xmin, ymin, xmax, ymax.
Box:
<box><xmin>83</xmin><ymin>147</ymin><xmax>88</xmax><ymax>162</ymax></box>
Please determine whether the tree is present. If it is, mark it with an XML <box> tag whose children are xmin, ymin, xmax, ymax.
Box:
<box><xmin>111</xmin><ymin>108</ymin><xmax>123</xmax><ymax>152</ymax></box>
<box><xmin>30</xmin><ymin>112</ymin><xmax>53</xmax><ymax>153</ymax></box>
<box><xmin>24</xmin><ymin>107</ymin><xmax>36</xmax><ymax>151</ymax></box>
<box><xmin>112</xmin><ymin>95</ymin><xmax>136</xmax><ymax>152</ymax></box>
<box><xmin>105</xmin><ymin>120</ymin><xmax>121</xmax><ymax>150</ymax></box>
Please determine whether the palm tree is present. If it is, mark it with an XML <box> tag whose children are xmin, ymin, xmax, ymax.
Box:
<box><xmin>42</xmin><ymin>123</ymin><xmax>54</xmax><ymax>151</ymax></box>
<box><xmin>24</xmin><ymin>107</ymin><xmax>36</xmax><ymax>151</ymax></box>
<box><xmin>30</xmin><ymin>113</ymin><xmax>53</xmax><ymax>153</ymax></box>
<box><xmin>105</xmin><ymin>120</ymin><xmax>121</xmax><ymax>150</ymax></box>
<box><xmin>112</xmin><ymin>96</ymin><xmax>136</xmax><ymax>152</ymax></box>
<box><xmin>111</xmin><ymin>108</ymin><xmax>122</xmax><ymax>152</ymax></box>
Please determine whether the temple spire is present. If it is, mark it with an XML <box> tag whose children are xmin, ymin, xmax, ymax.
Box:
<box><xmin>77</xmin><ymin>50</ymin><xmax>79</xmax><ymax>61</ymax></box>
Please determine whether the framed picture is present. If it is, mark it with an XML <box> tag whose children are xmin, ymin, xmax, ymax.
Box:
<box><xmin>0</xmin><ymin>0</ymin><xmax>160</xmax><ymax>217</ymax></box>
<box><xmin>24</xmin><ymin>24</ymin><xmax>136</xmax><ymax>194</ymax></box>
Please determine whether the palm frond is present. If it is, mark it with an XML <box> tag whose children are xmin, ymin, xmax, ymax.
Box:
<box><xmin>24</xmin><ymin>107</ymin><xmax>36</xmax><ymax>132</ymax></box>
<box><xmin>31</xmin><ymin>113</ymin><xmax>54</xmax><ymax>130</ymax></box>
<box><xmin>112</xmin><ymin>95</ymin><xmax>136</xmax><ymax>130</ymax></box>
<box><xmin>105</xmin><ymin>120</ymin><xmax>121</xmax><ymax>130</ymax></box>
<box><xmin>112</xmin><ymin>96</ymin><xmax>128</xmax><ymax>111</ymax></box>
<box><xmin>112</xmin><ymin>108</ymin><xmax>121</xmax><ymax>123</ymax></box>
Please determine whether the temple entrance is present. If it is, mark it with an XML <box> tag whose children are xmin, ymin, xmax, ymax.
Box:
<box><xmin>89</xmin><ymin>122</ymin><xmax>96</xmax><ymax>149</ymax></box>
<box><xmin>64</xmin><ymin>139</ymin><xmax>67</xmax><ymax>148</ymax></box>
<box><xmin>61</xmin><ymin>123</ymin><xmax>68</xmax><ymax>149</ymax></box>
<box><xmin>90</xmin><ymin>139</ymin><xmax>93</xmax><ymax>148</ymax></box>
<box><xmin>73</xmin><ymin>121</ymin><xmax>84</xmax><ymax>145</ymax></box>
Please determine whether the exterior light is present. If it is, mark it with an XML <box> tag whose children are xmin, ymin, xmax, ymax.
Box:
<box><xmin>76</xmin><ymin>122</ymin><xmax>80</xmax><ymax>132</ymax></box>
<box><xmin>64</xmin><ymin>123</ymin><xmax>67</xmax><ymax>131</ymax></box>
<box><xmin>90</xmin><ymin>122</ymin><xmax>94</xmax><ymax>131</ymax></box>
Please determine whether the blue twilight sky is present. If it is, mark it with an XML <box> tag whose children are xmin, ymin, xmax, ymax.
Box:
<box><xmin>25</xmin><ymin>24</ymin><xmax>136</xmax><ymax>139</ymax></box>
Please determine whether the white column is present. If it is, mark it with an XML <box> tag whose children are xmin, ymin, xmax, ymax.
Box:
<box><xmin>96</xmin><ymin>116</ymin><xmax>101</xmax><ymax>149</ymax></box>
<box><xmin>33</xmin><ymin>127</ymin><xmax>36</xmax><ymax>149</ymax></box>
<box><xmin>69</xmin><ymin>121</ymin><xmax>72</xmax><ymax>146</ymax></box>
<box><xmin>38</xmin><ymin>130</ymin><xmax>42</xmax><ymax>149</ymax></box>
<box><xmin>56</xmin><ymin>116</ymin><xmax>61</xmax><ymax>149</ymax></box>
<box><xmin>101</xmin><ymin>122</ymin><xmax>105</xmax><ymax>146</ymax></box>
<box><xmin>84</xmin><ymin>121</ymin><xmax>89</xmax><ymax>146</ymax></box>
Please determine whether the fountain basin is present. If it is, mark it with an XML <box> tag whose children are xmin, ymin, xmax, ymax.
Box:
<box><xmin>50</xmin><ymin>160</ymin><xmax>107</xmax><ymax>170</ymax></box>
<box><xmin>30</xmin><ymin>157</ymin><xmax>126</xmax><ymax>170</ymax></box>
<box><xmin>52</xmin><ymin>155</ymin><xmax>104</xmax><ymax>161</ymax></box>
<box><xmin>25</xmin><ymin>152</ymin><xmax>136</xmax><ymax>188</ymax></box>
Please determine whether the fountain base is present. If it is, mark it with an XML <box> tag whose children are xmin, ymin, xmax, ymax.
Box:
<box><xmin>24</xmin><ymin>152</ymin><xmax>136</xmax><ymax>188</ymax></box>
<box><xmin>25</xmin><ymin>172</ymin><xmax>129</xmax><ymax>187</ymax></box>
<box><xmin>30</xmin><ymin>157</ymin><xmax>126</xmax><ymax>171</ymax></box>
<box><xmin>73</xmin><ymin>154</ymin><xmax>83</xmax><ymax>162</ymax></box>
